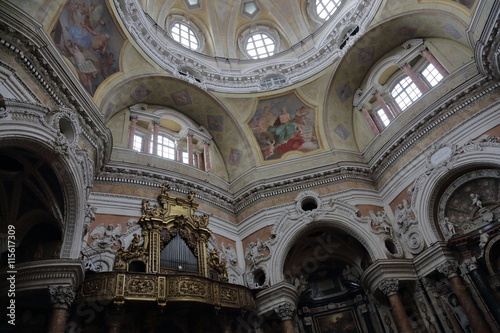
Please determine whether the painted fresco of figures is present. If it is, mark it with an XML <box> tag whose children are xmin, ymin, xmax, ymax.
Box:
<box><xmin>50</xmin><ymin>0</ymin><xmax>123</xmax><ymax>95</ymax></box>
<box><xmin>248</xmin><ymin>92</ymin><xmax>320</xmax><ymax>161</ymax></box>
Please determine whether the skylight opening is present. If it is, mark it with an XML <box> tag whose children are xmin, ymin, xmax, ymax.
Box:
<box><xmin>316</xmin><ymin>0</ymin><xmax>342</xmax><ymax>20</ymax></box>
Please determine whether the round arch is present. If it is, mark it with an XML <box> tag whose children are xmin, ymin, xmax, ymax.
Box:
<box><xmin>267</xmin><ymin>199</ymin><xmax>387</xmax><ymax>284</ymax></box>
<box><xmin>0</xmin><ymin>105</ymin><xmax>91</xmax><ymax>259</ymax></box>
<box><xmin>413</xmin><ymin>145</ymin><xmax>500</xmax><ymax>246</ymax></box>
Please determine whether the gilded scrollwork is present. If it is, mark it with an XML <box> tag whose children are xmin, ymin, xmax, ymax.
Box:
<box><xmin>128</xmin><ymin>279</ymin><xmax>155</xmax><ymax>294</ymax></box>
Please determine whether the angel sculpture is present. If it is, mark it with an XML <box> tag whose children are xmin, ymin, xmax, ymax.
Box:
<box><xmin>90</xmin><ymin>223</ymin><xmax>122</xmax><ymax>249</ymax></box>
<box><xmin>245</xmin><ymin>238</ymin><xmax>267</xmax><ymax>266</ymax></box>
<box><xmin>370</xmin><ymin>211</ymin><xmax>393</xmax><ymax>237</ymax></box>
<box><xmin>394</xmin><ymin>199</ymin><xmax>415</xmax><ymax>234</ymax></box>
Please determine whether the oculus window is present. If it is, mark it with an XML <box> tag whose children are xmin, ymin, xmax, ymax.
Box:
<box><xmin>171</xmin><ymin>22</ymin><xmax>199</xmax><ymax>50</ymax></box>
<box><xmin>245</xmin><ymin>32</ymin><xmax>275</xmax><ymax>59</ymax></box>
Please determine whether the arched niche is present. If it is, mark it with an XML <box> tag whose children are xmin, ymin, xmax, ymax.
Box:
<box><xmin>435</xmin><ymin>169</ymin><xmax>500</xmax><ymax>240</ymax></box>
<box><xmin>282</xmin><ymin>227</ymin><xmax>373</xmax><ymax>333</ymax></box>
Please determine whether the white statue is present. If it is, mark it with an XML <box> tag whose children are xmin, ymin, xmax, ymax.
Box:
<box><xmin>370</xmin><ymin>211</ymin><xmax>393</xmax><ymax>237</ymax></box>
<box><xmin>442</xmin><ymin>217</ymin><xmax>456</xmax><ymax>237</ymax></box>
<box><xmin>394</xmin><ymin>199</ymin><xmax>415</xmax><ymax>234</ymax></box>
<box><xmin>479</xmin><ymin>231</ymin><xmax>489</xmax><ymax>249</ymax></box>
<box><xmin>90</xmin><ymin>223</ymin><xmax>122</xmax><ymax>249</ymax></box>
<box><xmin>470</xmin><ymin>193</ymin><xmax>483</xmax><ymax>209</ymax></box>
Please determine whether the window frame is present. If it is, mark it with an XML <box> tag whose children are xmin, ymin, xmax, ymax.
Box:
<box><xmin>238</xmin><ymin>25</ymin><xmax>280</xmax><ymax>60</ymax></box>
<box><xmin>166</xmin><ymin>15</ymin><xmax>205</xmax><ymax>52</ymax></box>
<box><xmin>390</xmin><ymin>75</ymin><xmax>422</xmax><ymax>111</ymax></box>
<box><xmin>156</xmin><ymin>134</ymin><xmax>176</xmax><ymax>160</ymax></box>
<box><xmin>420</xmin><ymin>62</ymin><xmax>444</xmax><ymax>87</ymax></box>
<box><xmin>307</xmin><ymin>0</ymin><xmax>344</xmax><ymax>23</ymax></box>
<box><xmin>132</xmin><ymin>134</ymin><xmax>144</xmax><ymax>152</ymax></box>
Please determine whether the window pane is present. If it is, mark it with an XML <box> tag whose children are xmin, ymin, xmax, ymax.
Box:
<box><xmin>421</xmin><ymin>63</ymin><xmax>443</xmax><ymax>87</ymax></box>
<box><xmin>376</xmin><ymin>109</ymin><xmax>390</xmax><ymax>127</ymax></box>
<box><xmin>171</xmin><ymin>22</ymin><xmax>199</xmax><ymax>51</ymax></box>
<box><xmin>133</xmin><ymin>135</ymin><xmax>143</xmax><ymax>152</ymax></box>
<box><xmin>246</xmin><ymin>33</ymin><xmax>275</xmax><ymax>59</ymax></box>
<box><xmin>391</xmin><ymin>76</ymin><xmax>422</xmax><ymax>111</ymax></box>
<box><xmin>316</xmin><ymin>0</ymin><xmax>342</xmax><ymax>20</ymax></box>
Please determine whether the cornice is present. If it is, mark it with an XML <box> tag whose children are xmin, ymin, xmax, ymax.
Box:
<box><xmin>361</xmin><ymin>259</ymin><xmax>416</xmax><ymax>294</ymax></box>
<box><xmin>113</xmin><ymin>0</ymin><xmax>381</xmax><ymax>93</ymax></box>
<box><xmin>0</xmin><ymin>259</ymin><xmax>85</xmax><ymax>292</ymax></box>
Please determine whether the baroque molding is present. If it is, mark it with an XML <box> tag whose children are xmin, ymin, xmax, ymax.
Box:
<box><xmin>114</xmin><ymin>0</ymin><xmax>381</xmax><ymax>93</ymax></box>
<box><xmin>436</xmin><ymin>260</ymin><xmax>459</xmax><ymax>279</ymax></box>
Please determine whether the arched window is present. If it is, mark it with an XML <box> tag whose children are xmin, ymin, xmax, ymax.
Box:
<box><xmin>391</xmin><ymin>76</ymin><xmax>422</xmax><ymax>111</ymax></box>
<box><xmin>316</xmin><ymin>0</ymin><xmax>342</xmax><ymax>20</ymax></box>
<box><xmin>245</xmin><ymin>32</ymin><xmax>276</xmax><ymax>59</ymax></box>
<box><xmin>157</xmin><ymin>135</ymin><xmax>176</xmax><ymax>160</ymax></box>
<box><xmin>170</xmin><ymin>22</ymin><xmax>199</xmax><ymax>50</ymax></box>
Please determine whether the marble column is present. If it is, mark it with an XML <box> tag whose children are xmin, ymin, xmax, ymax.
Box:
<box><xmin>463</xmin><ymin>257</ymin><xmax>500</xmax><ymax>324</ymax></box>
<box><xmin>421</xmin><ymin>49</ymin><xmax>449</xmax><ymax>77</ymax></box>
<box><xmin>144</xmin><ymin>135</ymin><xmax>150</xmax><ymax>154</ymax></box>
<box><xmin>127</xmin><ymin>114</ymin><xmax>138</xmax><ymax>149</ymax></box>
<box><xmin>360</xmin><ymin>107</ymin><xmax>380</xmax><ymax>134</ymax></box>
<box><xmin>196</xmin><ymin>152</ymin><xmax>203</xmax><ymax>170</ymax></box>
<box><xmin>437</xmin><ymin>260</ymin><xmax>493</xmax><ymax>333</ymax></box>
<box><xmin>203</xmin><ymin>142</ymin><xmax>211</xmax><ymax>172</ymax></box>
<box><xmin>401</xmin><ymin>63</ymin><xmax>429</xmax><ymax>93</ymax></box>
<box><xmin>106</xmin><ymin>311</ymin><xmax>122</xmax><ymax>333</ymax></box>
<box><xmin>378</xmin><ymin>278</ymin><xmax>413</xmax><ymax>333</ymax></box>
<box><xmin>274</xmin><ymin>302</ymin><xmax>296</xmax><ymax>333</ymax></box>
<box><xmin>176</xmin><ymin>144</ymin><xmax>183</xmax><ymax>162</ymax></box>
<box><xmin>187</xmin><ymin>135</ymin><xmax>194</xmax><ymax>165</ymax></box>
<box><xmin>47</xmin><ymin>285</ymin><xmax>76</xmax><ymax>333</ymax></box>
<box><xmin>152</xmin><ymin>120</ymin><xmax>159</xmax><ymax>156</ymax></box>
<box><xmin>374</xmin><ymin>92</ymin><xmax>395</xmax><ymax>120</ymax></box>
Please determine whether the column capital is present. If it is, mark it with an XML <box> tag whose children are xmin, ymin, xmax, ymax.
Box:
<box><xmin>48</xmin><ymin>285</ymin><xmax>76</xmax><ymax>310</ymax></box>
<box><xmin>462</xmin><ymin>257</ymin><xmax>478</xmax><ymax>272</ymax></box>
<box><xmin>152</xmin><ymin>119</ymin><xmax>161</xmax><ymax>126</ymax></box>
<box><xmin>437</xmin><ymin>260</ymin><xmax>459</xmax><ymax>278</ymax></box>
<box><xmin>274</xmin><ymin>302</ymin><xmax>296</xmax><ymax>321</ymax></box>
<box><xmin>130</xmin><ymin>114</ymin><xmax>139</xmax><ymax>120</ymax></box>
<box><xmin>378</xmin><ymin>278</ymin><xmax>399</xmax><ymax>296</ymax></box>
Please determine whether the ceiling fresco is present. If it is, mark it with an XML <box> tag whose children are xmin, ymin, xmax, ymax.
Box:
<box><xmin>248</xmin><ymin>91</ymin><xmax>321</xmax><ymax>161</ymax></box>
<box><xmin>50</xmin><ymin>0</ymin><xmax>124</xmax><ymax>95</ymax></box>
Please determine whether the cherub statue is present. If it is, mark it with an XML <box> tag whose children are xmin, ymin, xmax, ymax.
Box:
<box><xmin>90</xmin><ymin>223</ymin><xmax>122</xmax><ymax>249</ymax></box>
<box><xmin>370</xmin><ymin>211</ymin><xmax>393</xmax><ymax>237</ymax></box>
